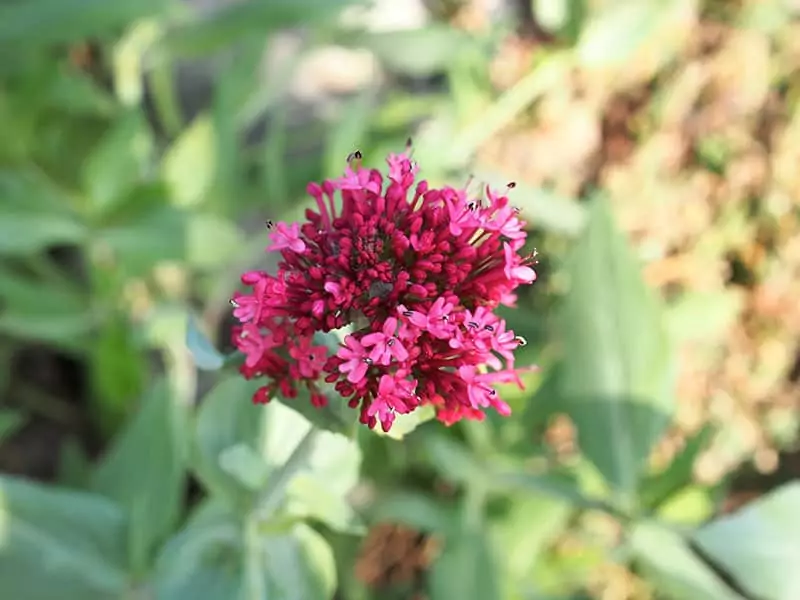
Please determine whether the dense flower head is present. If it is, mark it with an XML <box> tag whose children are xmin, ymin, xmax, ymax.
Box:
<box><xmin>230</xmin><ymin>147</ymin><xmax>538</xmax><ymax>432</ymax></box>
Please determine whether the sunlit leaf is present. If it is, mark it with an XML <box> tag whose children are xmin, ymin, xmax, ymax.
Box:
<box><xmin>692</xmin><ymin>482</ymin><xmax>800</xmax><ymax>600</ymax></box>
<box><xmin>260</xmin><ymin>401</ymin><xmax>363</xmax><ymax>533</ymax></box>
<box><xmin>630</xmin><ymin>521</ymin><xmax>742</xmax><ymax>600</ymax></box>
<box><xmin>162</xmin><ymin>115</ymin><xmax>216</xmax><ymax>207</ymax></box>
<box><xmin>82</xmin><ymin>111</ymin><xmax>153</xmax><ymax>214</ymax></box>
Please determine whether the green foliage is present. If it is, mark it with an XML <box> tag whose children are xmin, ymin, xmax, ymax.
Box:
<box><xmin>1</xmin><ymin>1</ymin><xmax>798</xmax><ymax>599</ymax></box>
<box><xmin>560</xmin><ymin>198</ymin><xmax>674</xmax><ymax>510</ymax></box>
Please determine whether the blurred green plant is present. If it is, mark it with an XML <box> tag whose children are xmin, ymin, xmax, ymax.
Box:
<box><xmin>1</xmin><ymin>0</ymin><xmax>799</xmax><ymax>599</ymax></box>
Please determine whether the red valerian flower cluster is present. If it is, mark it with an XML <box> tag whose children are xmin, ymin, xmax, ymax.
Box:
<box><xmin>230</xmin><ymin>148</ymin><xmax>538</xmax><ymax>432</ymax></box>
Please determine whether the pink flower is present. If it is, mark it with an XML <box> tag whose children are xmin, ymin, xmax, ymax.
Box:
<box><xmin>268</xmin><ymin>222</ymin><xmax>306</xmax><ymax>253</ymax></box>
<box><xmin>231</xmin><ymin>144</ymin><xmax>538</xmax><ymax>430</ymax></box>
<box><xmin>337</xmin><ymin>335</ymin><xmax>371</xmax><ymax>384</ymax></box>
<box><xmin>361</xmin><ymin>317</ymin><xmax>409</xmax><ymax>365</ymax></box>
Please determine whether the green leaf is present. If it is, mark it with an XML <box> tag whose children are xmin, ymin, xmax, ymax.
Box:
<box><xmin>370</xmin><ymin>490</ymin><xmax>457</xmax><ymax>534</ymax></box>
<box><xmin>639</xmin><ymin>424</ymin><xmax>715</xmax><ymax>511</ymax></box>
<box><xmin>89</xmin><ymin>314</ymin><xmax>146</xmax><ymax>434</ymax></box>
<box><xmin>0</xmin><ymin>169</ymin><xmax>86</xmax><ymax>255</ymax></box>
<box><xmin>0</xmin><ymin>0</ymin><xmax>168</xmax><ymax>47</ymax></box>
<box><xmin>191</xmin><ymin>375</ymin><xmax>264</xmax><ymax>506</ymax></box>
<box><xmin>95</xmin><ymin>182</ymin><xmax>187</xmax><ymax>276</ymax></box>
<box><xmin>559</xmin><ymin>197</ymin><xmax>673</xmax><ymax>508</ymax></box>
<box><xmin>155</xmin><ymin>0</ymin><xmax>358</xmax><ymax>59</ymax></box>
<box><xmin>260</xmin><ymin>401</ymin><xmax>363</xmax><ymax>533</ymax></box>
<box><xmin>692</xmin><ymin>482</ymin><xmax>800</xmax><ymax>600</ymax></box>
<box><xmin>0</xmin><ymin>266</ymin><xmax>91</xmax><ymax>350</ymax></box>
<box><xmin>630</xmin><ymin>521</ymin><xmax>742</xmax><ymax>600</ymax></box>
<box><xmin>153</xmin><ymin>500</ymin><xmax>244</xmax><ymax>600</ymax></box>
<box><xmin>90</xmin><ymin>379</ymin><xmax>187</xmax><ymax>572</ymax></box>
<box><xmin>82</xmin><ymin>111</ymin><xmax>153</xmax><ymax>214</ymax></box>
<box><xmin>494</xmin><ymin>493</ymin><xmax>572</xmax><ymax>592</ymax></box>
<box><xmin>186</xmin><ymin>314</ymin><xmax>225</xmax><ymax>371</ymax></box>
<box><xmin>251</xmin><ymin>521</ymin><xmax>337</xmax><ymax>600</ymax></box>
<box><xmin>218</xmin><ymin>443</ymin><xmax>271</xmax><ymax>491</ymax></box>
<box><xmin>154</xmin><ymin>500</ymin><xmax>337</xmax><ymax>600</ymax></box>
<box><xmin>0</xmin><ymin>474</ymin><xmax>128</xmax><ymax>599</ymax></box>
<box><xmin>0</xmin><ymin>408</ymin><xmax>24</xmax><ymax>444</ymax></box>
<box><xmin>162</xmin><ymin>115</ymin><xmax>217</xmax><ymax>207</ymax></box>
<box><xmin>429</xmin><ymin>525</ymin><xmax>499</xmax><ymax>600</ymax></box>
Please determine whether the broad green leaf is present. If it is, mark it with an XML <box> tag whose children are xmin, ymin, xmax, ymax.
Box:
<box><xmin>95</xmin><ymin>182</ymin><xmax>187</xmax><ymax>276</ymax></box>
<box><xmin>154</xmin><ymin>500</ymin><xmax>336</xmax><ymax>600</ymax></box>
<box><xmin>692</xmin><ymin>482</ymin><xmax>800</xmax><ymax>600</ymax></box>
<box><xmin>0</xmin><ymin>409</ymin><xmax>24</xmax><ymax>445</ymax></box>
<box><xmin>429</xmin><ymin>525</ymin><xmax>499</xmax><ymax>600</ymax></box>
<box><xmin>155</xmin><ymin>0</ymin><xmax>357</xmax><ymax>59</ymax></box>
<box><xmin>0</xmin><ymin>474</ymin><xmax>128</xmax><ymax>599</ymax></box>
<box><xmin>283</xmin><ymin>477</ymin><xmax>364</xmax><ymax>535</ymax></box>
<box><xmin>260</xmin><ymin>401</ymin><xmax>363</xmax><ymax>533</ymax></box>
<box><xmin>162</xmin><ymin>115</ymin><xmax>216</xmax><ymax>207</ymax></box>
<box><xmin>219</xmin><ymin>443</ymin><xmax>270</xmax><ymax>491</ymax></box>
<box><xmin>82</xmin><ymin>111</ymin><xmax>152</xmax><ymax>214</ymax></box>
<box><xmin>90</xmin><ymin>379</ymin><xmax>187</xmax><ymax>571</ymax></box>
<box><xmin>0</xmin><ymin>267</ymin><xmax>92</xmax><ymax>350</ymax></box>
<box><xmin>630</xmin><ymin>521</ymin><xmax>742</xmax><ymax>600</ymax></box>
<box><xmin>192</xmin><ymin>375</ymin><xmax>264</xmax><ymax>506</ymax></box>
<box><xmin>153</xmin><ymin>500</ymin><xmax>243</xmax><ymax>600</ymax></box>
<box><xmin>0</xmin><ymin>0</ymin><xmax>168</xmax><ymax>47</ymax></box>
<box><xmin>253</xmin><ymin>522</ymin><xmax>337</xmax><ymax>600</ymax></box>
<box><xmin>0</xmin><ymin>169</ymin><xmax>86</xmax><ymax>255</ymax></box>
<box><xmin>186</xmin><ymin>314</ymin><xmax>225</xmax><ymax>371</ymax></box>
<box><xmin>559</xmin><ymin>198</ymin><xmax>673</xmax><ymax>507</ymax></box>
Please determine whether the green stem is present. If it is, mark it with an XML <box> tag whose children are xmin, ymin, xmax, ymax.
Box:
<box><xmin>255</xmin><ymin>427</ymin><xmax>318</xmax><ymax>520</ymax></box>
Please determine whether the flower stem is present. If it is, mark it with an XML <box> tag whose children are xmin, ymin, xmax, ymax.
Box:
<box><xmin>255</xmin><ymin>426</ymin><xmax>318</xmax><ymax>520</ymax></box>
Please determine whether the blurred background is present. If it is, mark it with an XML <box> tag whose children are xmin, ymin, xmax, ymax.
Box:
<box><xmin>1</xmin><ymin>0</ymin><xmax>799</xmax><ymax>599</ymax></box>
